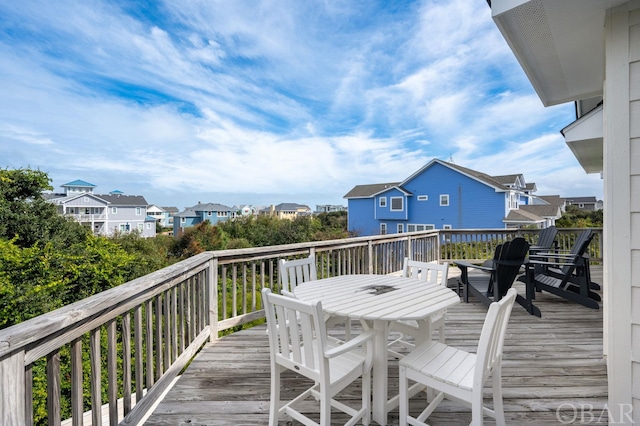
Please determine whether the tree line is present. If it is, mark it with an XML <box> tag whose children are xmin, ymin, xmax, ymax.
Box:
<box><xmin>0</xmin><ymin>168</ymin><xmax>349</xmax><ymax>329</ymax></box>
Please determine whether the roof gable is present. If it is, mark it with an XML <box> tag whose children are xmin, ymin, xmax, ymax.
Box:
<box><xmin>401</xmin><ymin>159</ymin><xmax>510</xmax><ymax>192</ymax></box>
<box><xmin>343</xmin><ymin>182</ymin><xmax>401</xmax><ymax>199</ymax></box>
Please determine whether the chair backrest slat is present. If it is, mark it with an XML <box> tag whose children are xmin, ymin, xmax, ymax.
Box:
<box><xmin>402</xmin><ymin>258</ymin><xmax>449</xmax><ymax>287</ymax></box>
<box><xmin>279</xmin><ymin>255</ymin><xmax>318</xmax><ymax>293</ymax></box>
<box><xmin>561</xmin><ymin>229</ymin><xmax>594</xmax><ymax>275</ymax></box>
<box><xmin>474</xmin><ymin>288</ymin><xmax>517</xmax><ymax>390</ymax></box>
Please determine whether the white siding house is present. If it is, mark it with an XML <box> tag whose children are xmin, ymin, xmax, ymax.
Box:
<box><xmin>46</xmin><ymin>180</ymin><xmax>156</xmax><ymax>238</ymax></box>
<box><xmin>490</xmin><ymin>0</ymin><xmax>639</xmax><ymax>421</ymax></box>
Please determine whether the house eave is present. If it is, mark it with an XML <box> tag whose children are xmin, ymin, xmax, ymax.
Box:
<box><xmin>491</xmin><ymin>0</ymin><xmax>622</xmax><ymax>106</ymax></box>
<box><xmin>561</xmin><ymin>104</ymin><xmax>604</xmax><ymax>174</ymax></box>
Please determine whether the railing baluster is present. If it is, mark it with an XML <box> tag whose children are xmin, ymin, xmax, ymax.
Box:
<box><xmin>145</xmin><ymin>300</ymin><xmax>154</xmax><ymax>389</ymax></box>
<box><xmin>134</xmin><ymin>305</ymin><xmax>144</xmax><ymax>402</ymax></box>
<box><xmin>70</xmin><ymin>338</ymin><xmax>83</xmax><ymax>426</ymax></box>
<box><xmin>90</xmin><ymin>328</ymin><xmax>102</xmax><ymax>426</ymax></box>
<box><xmin>46</xmin><ymin>349</ymin><xmax>61</xmax><ymax>426</ymax></box>
<box><xmin>107</xmin><ymin>319</ymin><xmax>118</xmax><ymax>426</ymax></box>
<box><xmin>122</xmin><ymin>312</ymin><xmax>132</xmax><ymax>416</ymax></box>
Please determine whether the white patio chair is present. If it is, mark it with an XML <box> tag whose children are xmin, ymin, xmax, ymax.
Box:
<box><xmin>279</xmin><ymin>256</ymin><xmax>352</xmax><ymax>340</ymax></box>
<box><xmin>262</xmin><ymin>288</ymin><xmax>375</xmax><ymax>426</ymax></box>
<box><xmin>388</xmin><ymin>258</ymin><xmax>450</xmax><ymax>358</ymax></box>
<box><xmin>398</xmin><ymin>287</ymin><xmax>518</xmax><ymax>426</ymax></box>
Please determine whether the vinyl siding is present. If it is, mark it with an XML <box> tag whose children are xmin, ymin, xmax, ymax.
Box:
<box><xmin>403</xmin><ymin>162</ymin><xmax>506</xmax><ymax>229</ymax></box>
<box><xmin>347</xmin><ymin>198</ymin><xmax>379</xmax><ymax>236</ymax></box>
<box><xmin>631</xmin><ymin>7</ymin><xmax>640</xmax><ymax>416</ymax></box>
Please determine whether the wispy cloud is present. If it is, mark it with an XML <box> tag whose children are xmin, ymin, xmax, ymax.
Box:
<box><xmin>0</xmin><ymin>0</ymin><xmax>600</xmax><ymax>208</ymax></box>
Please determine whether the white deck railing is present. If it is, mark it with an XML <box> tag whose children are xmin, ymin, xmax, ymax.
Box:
<box><xmin>0</xmin><ymin>228</ymin><xmax>601</xmax><ymax>425</ymax></box>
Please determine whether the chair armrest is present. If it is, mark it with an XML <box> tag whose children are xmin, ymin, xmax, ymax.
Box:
<box><xmin>324</xmin><ymin>329</ymin><xmax>376</xmax><ymax>358</ymax></box>
<box><xmin>527</xmin><ymin>258</ymin><xmax>577</xmax><ymax>267</ymax></box>
<box><xmin>456</xmin><ymin>261</ymin><xmax>494</xmax><ymax>273</ymax></box>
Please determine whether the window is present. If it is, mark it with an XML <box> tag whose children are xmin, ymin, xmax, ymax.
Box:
<box><xmin>218</xmin><ymin>211</ymin><xmax>229</xmax><ymax>217</ymax></box>
<box><xmin>112</xmin><ymin>207</ymin><xmax>117</xmax><ymax>214</ymax></box>
<box><xmin>397</xmin><ymin>223</ymin><xmax>404</xmax><ymax>233</ymax></box>
<box><xmin>390</xmin><ymin>197</ymin><xmax>403</xmax><ymax>211</ymax></box>
<box><xmin>417</xmin><ymin>195</ymin><xmax>428</xmax><ymax>201</ymax></box>
<box><xmin>443</xmin><ymin>224</ymin><xmax>452</xmax><ymax>230</ymax></box>
<box><xmin>137</xmin><ymin>223</ymin><xmax>143</xmax><ymax>231</ymax></box>
<box><xmin>207</xmin><ymin>211</ymin><xmax>212</xmax><ymax>216</ymax></box>
<box><xmin>407</xmin><ymin>224</ymin><xmax>435</xmax><ymax>232</ymax></box>
<box><xmin>379</xmin><ymin>197</ymin><xmax>387</xmax><ymax>208</ymax></box>
<box><xmin>380</xmin><ymin>223</ymin><xmax>387</xmax><ymax>235</ymax></box>
<box><xmin>136</xmin><ymin>207</ymin><xmax>142</xmax><ymax>216</ymax></box>
<box><xmin>440</xmin><ymin>194</ymin><xmax>449</xmax><ymax>206</ymax></box>
<box><xmin>578</xmin><ymin>203</ymin><xmax>584</xmax><ymax>208</ymax></box>
<box><xmin>180</xmin><ymin>217</ymin><xmax>186</xmax><ymax>223</ymax></box>
<box><xmin>146</xmin><ymin>223</ymin><xmax>151</xmax><ymax>229</ymax></box>
<box><xmin>85</xmin><ymin>208</ymin><xmax>90</xmax><ymax>214</ymax></box>
<box><xmin>84</xmin><ymin>198</ymin><xmax>90</xmax><ymax>203</ymax></box>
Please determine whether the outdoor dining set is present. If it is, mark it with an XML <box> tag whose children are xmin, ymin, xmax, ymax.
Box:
<box><xmin>263</xmin><ymin>226</ymin><xmax>600</xmax><ymax>426</ymax></box>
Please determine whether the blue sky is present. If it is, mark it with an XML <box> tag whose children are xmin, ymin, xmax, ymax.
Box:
<box><xmin>0</xmin><ymin>0</ymin><xmax>602</xmax><ymax>210</ymax></box>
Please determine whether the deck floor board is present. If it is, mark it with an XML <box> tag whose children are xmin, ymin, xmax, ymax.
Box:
<box><xmin>145</xmin><ymin>266</ymin><xmax>607</xmax><ymax>425</ymax></box>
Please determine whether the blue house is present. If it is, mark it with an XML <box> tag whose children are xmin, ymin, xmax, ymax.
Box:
<box><xmin>344</xmin><ymin>159</ymin><xmax>549</xmax><ymax>236</ymax></box>
<box><xmin>173</xmin><ymin>202</ymin><xmax>233</xmax><ymax>236</ymax></box>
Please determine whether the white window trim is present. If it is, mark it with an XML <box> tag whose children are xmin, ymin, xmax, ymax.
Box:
<box><xmin>397</xmin><ymin>223</ymin><xmax>404</xmax><ymax>233</ymax></box>
<box><xmin>112</xmin><ymin>207</ymin><xmax>117</xmax><ymax>214</ymax></box>
<box><xmin>136</xmin><ymin>207</ymin><xmax>142</xmax><ymax>216</ymax></box>
<box><xmin>379</xmin><ymin>197</ymin><xmax>387</xmax><ymax>208</ymax></box>
<box><xmin>390</xmin><ymin>197</ymin><xmax>403</xmax><ymax>211</ymax></box>
<box><xmin>417</xmin><ymin>195</ymin><xmax>428</xmax><ymax>201</ymax></box>
<box><xmin>407</xmin><ymin>224</ymin><xmax>435</xmax><ymax>232</ymax></box>
<box><xmin>380</xmin><ymin>223</ymin><xmax>387</xmax><ymax>235</ymax></box>
<box><xmin>440</xmin><ymin>194</ymin><xmax>449</xmax><ymax>206</ymax></box>
<box><xmin>443</xmin><ymin>224</ymin><xmax>452</xmax><ymax>230</ymax></box>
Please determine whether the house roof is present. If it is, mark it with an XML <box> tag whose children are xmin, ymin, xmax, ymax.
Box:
<box><xmin>97</xmin><ymin>194</ymin><xmax>148</xmax><ymax>206</ymax></box>
<box><xmin>492</xmin><ymin>174</ymin><xmax>525</xmax><ymax>188</ymax></box>
<box><xmin>343</xmin><ymin>182</ymin><xmax>402</xmax><ymax>199</ymax></box>
<box><xmin>344</xmin><ymin>159</ymin><xmax>530</xmax><ymax>199</ymax></box>
<box><xmin>272</xmin><ymin>203</ymin><xmax>311</xmax><ymax>211</ymax></box>
<box><xmin>186</xmin><ymin>202</ymin><xmax>233</xmax><ymax>212</ymax></box>
<box><xmin>162</xmin><ymin>206</ymin><xmax>180</xmax><ymax>214</ymax></box>
<box><xmin>518</xmin><ymin>204</ymin><xmax>562</xmax><ymax>218</ymax></box>
<box><xmin>406</xmin><ymin>160</ymin><xmax>510</xmax><ymax>192</ymax></box>
<box><xmin>504</xmin><ymin>209</ymin><xmax>545</xmax><ymax>224</ymax></box>
<box><xmin>62</xmin><ymin>179</ymin><xmax>96</xmax><ymax>188</ymax></box>
<box><xmin>565</xmin><ymin>196</ymin><xmax>597</xmax><ymax>203</ymax></box>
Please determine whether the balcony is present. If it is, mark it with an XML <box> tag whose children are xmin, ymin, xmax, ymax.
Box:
<box><xmin>0</xmin><ymin>229</ymin><xmax>604</xmax><ymax>425</ymax></box>
<box><xmin>66</xmin><ymin>213</ymin><xmax>107</xmax><ymax>222</ymax></box>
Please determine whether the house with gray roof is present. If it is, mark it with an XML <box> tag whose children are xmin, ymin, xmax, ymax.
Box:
<box><xmin>343</xmin><ymin>158</ymin><xmax>561</xmax><ymax>236</ymax></box>
<box><xmin>173</xmin><ymin>202</ymin><xmax>233</xmax><ymax>236</ymax></box>
<box><xmin>259</xmin><ymin>203</ymin><xmax>312</xmax><ymax>220</ymax></box>
<box><xmin>46</xmin><ymin>181</ymin><xmax>156</xmax><ymax>238</ymax></box>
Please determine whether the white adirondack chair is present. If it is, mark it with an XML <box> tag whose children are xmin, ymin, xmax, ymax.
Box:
<box><xmin>279</xmin><ymin>255</ymin><xmax>352</xmax><ymax>339</ymax></box>
<box><xmin>262</xmin><ymin>288</ymin><xmax>375</xmax><ymax>426</ymax></box>
<box><xmin>388</xmin><ymin>258</ymin><xmax>450</xmax><ymax>358</ymax></box>
<box><xmin>398</xmin><ymin>287</ymin><xmax>518</xmax><ymax>426</ymax></box>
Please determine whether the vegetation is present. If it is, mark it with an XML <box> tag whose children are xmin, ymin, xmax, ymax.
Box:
<box><xmin>556</xmin><ymin>204</ymin><xmax>603</xmax><ymax>228</ymax></box>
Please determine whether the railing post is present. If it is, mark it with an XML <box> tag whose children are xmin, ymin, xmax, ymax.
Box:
<box><xmin>209</xmin><ymin>257</ymin><xmax>219</xmax><ymax>342</ymax></box>
<box><xmin>367</xmin><ymin>240</ymin><xmax>374</xmax><ymax>274</ymax></box>
<box><xmin>1</xmin><ymin>351</ymin><xmax>26</xmax><ymax>425</ymax></box>
<box><xmin>436</xmin><ymin>231</ymin><xmax>442</xmax><ymax>263</ymax></box>
<box><xmin>406</xmin><ymin>235</ymin><xmax>413</xmax><ymax>261</ymax></box>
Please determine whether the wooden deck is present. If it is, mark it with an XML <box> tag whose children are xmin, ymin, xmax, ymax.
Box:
<box><xmin>145</xmin><ymin>266</ymin><xmax>606</xmax><ymax>425</ymax></box>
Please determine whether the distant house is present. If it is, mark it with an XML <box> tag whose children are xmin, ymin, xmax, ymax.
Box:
<box><xmin>231</xmin><ymin>205</ymin><xmax>258</xmax><ymax>218</ymax></box>
<box><xmin>564</xmin><ymin>196</ymin><xmax>601</xmax><ymax>211</ymax></box>
<box><xmin>343</xmin><ymin>159</ymin><xmax>560</xmax><ymax>236</ymax></box>
<box><xmin>315</xmin><ymin>204</ymin><xmax>348</xmax><ymax>213</ymax></box>
<box><xmin>259</xmin><ymin>203</ymin><xmax>312</xmax><ymax>220</ymax></box>
<box><xmin>161</xmin><ymin>206</ymin><xmax>179</xmax><ymax>228</ymax></box>
<box><xmin>173</xmin><ymin>202</ymin><xmax>233</xmax><ymax>236</ymax></box>
<box><xmin>45</xmin><ymin>180</ymin><xmax>156</xmax><ymax>238</ymax></box>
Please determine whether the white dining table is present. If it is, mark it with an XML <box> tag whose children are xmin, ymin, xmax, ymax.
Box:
<box><xmin>293</xmin><ymin>273</ymin><xmax>460</xmax><ymax>426</ymax></box>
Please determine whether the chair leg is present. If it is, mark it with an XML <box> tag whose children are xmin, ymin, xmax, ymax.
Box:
<box><xmin>437</xmin><ymin>322</ymin><xmax>445</xmax><ymax>343</ymax></box>
<box><xmin>399</xmin><ymin>365</ymin><xmax>409</xmax><ymax>426</ymax></box>
<box><xmin>363</xmin><ymin>367</ymin><xmax>371</xmax><ymax>426</ymax></box>
<box><xmin>268</xmin><ymin>366</ymin><xmax>280</xmax><ymax>426</ymax></box>
<box><xmin>320</xmin><ymin>385</ymin><xmax>331</xmax><ymax>426</ymax></box>
<box><xmin>492</xmin><ymin>369</ymin><xmax>506</xmax><ymax>426</ymax></box>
